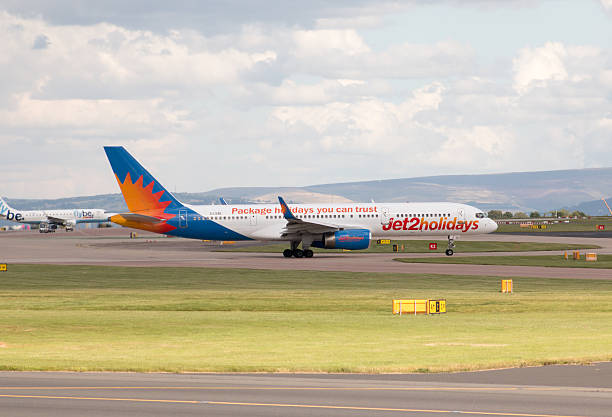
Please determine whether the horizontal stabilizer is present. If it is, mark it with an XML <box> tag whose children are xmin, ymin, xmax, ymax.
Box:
<box><xmin>113</xmin><ymin>213</ymin><xmax>165</xmax><ymax>224</ymax></box>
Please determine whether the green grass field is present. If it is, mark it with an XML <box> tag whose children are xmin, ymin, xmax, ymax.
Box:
<box><xmin>217</xmin><ymin>240</ymin><xmax>600</xmax><ymax>253</ymax></box>
<box><xmin>395</xmin><ymin>254</ymin><xmax>612</xmax><ymax>269</ymax></box>
<box><xmin>1</xmin><ymin>265</ymin><xmax>612</xmax><ymax>373</ymax></box>
<box><xmin>495</xmin><ymin>217</ymin><xmax>612</xmax><ymax>233</ymax></box>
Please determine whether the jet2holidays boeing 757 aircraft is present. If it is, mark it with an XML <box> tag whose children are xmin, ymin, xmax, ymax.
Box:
<box><xmin>104</xmin><ymin>146</ymin><xmax>498</xmax><ymax>257</ymax></box>
<box><xmin>0</xmin><ymin>197</ymin><xmax>111</xmax><ymax>233</ymax></box>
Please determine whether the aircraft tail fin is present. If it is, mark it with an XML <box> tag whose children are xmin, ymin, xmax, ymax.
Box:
<box><xmin>103</xmin><ymin>146</ymin><xmax>184</xmax><ymax>215</ymax></box>
<box><xmin>0</xmin><ymin>196</ymin><xmax>14</xmax><ymax>218</ymax></box>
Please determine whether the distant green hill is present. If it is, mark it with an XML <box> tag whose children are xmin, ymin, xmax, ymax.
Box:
<box><xmin>4</xmin><ymin>167</ymin><xmax>612</xmax><ymax>215</ymax></box>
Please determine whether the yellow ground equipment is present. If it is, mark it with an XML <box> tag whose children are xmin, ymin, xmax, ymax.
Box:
<box><xmin>501</xmin><ymin>279</ymin><xmax>513</xmax><ymax>293</ymax></box>
<box><xmin>586</xmin><ymin>253</ymin><xmax>598</xmax><ymax>262</ymax></box>
<box><xmin>393</xmin><ymin>299</ymin><xmax>446</xmax><ymax>315</ymax></box>
<box><xmin>530</xmin><ymin>224</ymin><xmax>546</xmax><ymax>229</ymax></box>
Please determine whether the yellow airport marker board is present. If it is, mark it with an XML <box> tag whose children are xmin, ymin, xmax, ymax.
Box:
<box><xmin>0</xmin><ymin>264</ymin><xmax>6</xmax><ymax>272</ymax></box>
<box><xmin>428</xmin><ymin>299</ymin><xmax>446</xmax><ymax>314</ymax></box>
<box><xmin>393</xmin><ymin>299</ymin><xmax>446</xmax><ymax>315</ymax></box>
<box><xmin>377</xmin><ymin>239</ymin><xmax>391</xmax><ymax>245</ymax></box>
<box><xmin>501</xmin><ymin>279</ymin><xmax>513</xmax><ymax>293</ymax></box>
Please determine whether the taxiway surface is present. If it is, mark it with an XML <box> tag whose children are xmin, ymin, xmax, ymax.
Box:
<box><xmin>1</xmin><ymin>365</ymin><xmax>611</xmax><ymax>417</ymax></box>
<box><xmin>2</xmin><ymin>229</ymin><xmax>612</xmax><ymax>279</ymax></box>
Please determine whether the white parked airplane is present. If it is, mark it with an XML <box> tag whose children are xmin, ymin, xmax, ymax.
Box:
<box><xmin>0</xmin><ymin>197</ymin><xmax>112</xmax><ymax>233</ymax></box>
<box><xmin>104</xmin><ymin>146</ymin><xmax>498</xmax><ymax>257</ymax></box>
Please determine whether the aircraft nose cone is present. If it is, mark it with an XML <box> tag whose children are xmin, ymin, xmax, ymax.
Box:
<box><xmin>489</xmin><ymin>219</ymin><xmax>498</xmax><ymax>232</ymax></box>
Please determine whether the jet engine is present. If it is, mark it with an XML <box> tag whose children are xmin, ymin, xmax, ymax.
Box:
<box><xmin>312</xmin><ymin>229</ymin><xmax>371</xmax><ymax>250</ymax></box>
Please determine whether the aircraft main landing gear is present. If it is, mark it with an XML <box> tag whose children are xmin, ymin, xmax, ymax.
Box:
<box><xmin>283</xmin><ymin>242</ymin><xmax>314</xmax><ymax>258</ymax></box>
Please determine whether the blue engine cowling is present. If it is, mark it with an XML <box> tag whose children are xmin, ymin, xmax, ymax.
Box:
<box><xmin>312</xmin><ymin>229</ymin><xmax>371</xmax><ymax>250</ymax></box>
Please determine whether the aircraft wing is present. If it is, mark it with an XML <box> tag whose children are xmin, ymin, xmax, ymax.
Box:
<box><xmin>278</xmin><ymin>196</ymin><xmax>347</xmax><ymax>237</ymax></box>
<box><xmin>46</xmin><ymin>215</ymin><xmax>68</xmax><ymax>225</ymax></box>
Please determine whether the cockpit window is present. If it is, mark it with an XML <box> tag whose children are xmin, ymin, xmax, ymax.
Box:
<box><xmin>475</xmin><ymin>212</ymin><xmax>486</xmax><ymax>218</ymax></box>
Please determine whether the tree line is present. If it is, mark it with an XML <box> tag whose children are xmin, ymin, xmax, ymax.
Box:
<box><xmin>487</xmin><ymin>209</ymin><xmax>587</xmax><ymax>219</ymax></box>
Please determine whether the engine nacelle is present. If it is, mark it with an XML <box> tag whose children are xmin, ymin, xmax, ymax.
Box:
<box><xmin>312</xmin><ymin>229</ymin><xmax>371</xmax><ymax>250</ymax></box>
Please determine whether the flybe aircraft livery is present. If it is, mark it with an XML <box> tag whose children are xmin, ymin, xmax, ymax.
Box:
<box><xmin>0</xmin><ymin>197</ymin><xmax>111</xmax><ymax>233</ymax></box>
<box><xmin>104</xmin><ymin>146</ymin><xmax>498</xmax><ymax>257</ymax></box>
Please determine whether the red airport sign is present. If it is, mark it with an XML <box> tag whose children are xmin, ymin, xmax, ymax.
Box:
<box><xmin>597</xmin><ymin>225</ymin><xmax>605</xmax><ymax>231</ymax></box>
<box><xmin>429</xmin><ymin>242</ymin><xmax>438</xmax><ymax>250</ymax></box>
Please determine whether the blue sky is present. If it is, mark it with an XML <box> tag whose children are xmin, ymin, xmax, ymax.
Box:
<box><xmin>374</xmin><ymin>1</ymin><xmax>611</xmax><ymax>52</ymax></box>
<box><xmin>1</xmin><ymin>0</ymin><xmax>611</xmax><ymax>198</ymax></box>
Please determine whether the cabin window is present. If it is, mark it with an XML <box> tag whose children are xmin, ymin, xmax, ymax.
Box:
<box><xmin>476</xmin><ymin>212</ymin><xmax>486</xmax><ymax>218</ymax></box>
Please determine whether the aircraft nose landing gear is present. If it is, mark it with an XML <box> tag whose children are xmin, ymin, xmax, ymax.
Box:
<box><xmin>446</xmin><ymin>235</ymin><xmax>456</xmax><ymax>256</ymax></box>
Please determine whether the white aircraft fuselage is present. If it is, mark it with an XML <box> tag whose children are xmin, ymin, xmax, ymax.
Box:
<box><xmin>175</xmin><ymin>201</ymin><xmax>497</xmax><ymax>240</ymax></box>
<box><xmin>0</xmin><ymin>197</ymin><xmax>110</xmax><ymax>231</ymax></box>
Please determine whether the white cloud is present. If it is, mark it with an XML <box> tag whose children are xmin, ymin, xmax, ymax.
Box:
<box><xmin>292</xmin><ymin>29</ymin><xmax>371</xmax><ymax>57</ymax></box>
<box><xmin>0</xmin><ymin>5</ymin><xmax>611</xmax><ymax>199</ymax></box>
<box><xmin>513</xmin><ymin>42</ymin><xmax>568</xmax><ymax>94</ymax></box>
<box><xmin>512</xmin><ymin>42</ymin><xmax>605</xmax><ymax>94</ymax></box>
<box><xmin>431</xmin><ymin>125</ymin><xmax>515</xmax><ymax>169</ymax></box>
<box><xmin>0</xmin><ymin>94</ymin><xmax>191</xmax><ymax>132</ymax></box>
